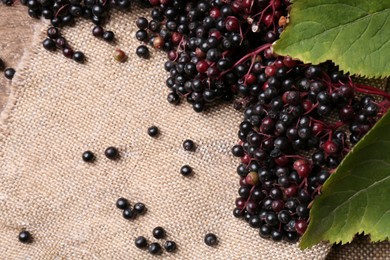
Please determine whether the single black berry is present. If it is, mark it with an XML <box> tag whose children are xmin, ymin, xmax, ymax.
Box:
<box><xmin>152</xmin><ymin>226</ymin><xmax>165</xmax><ymax>239</ymax></box>
<box><xmin>148</xmin><ymin>242</ymin><xmax>162</xmax><ymax>255</ymax></box>
<box><xmin>18</xmin><ymin>231</ymin><xmax>32</xmax><ymax>243</ymax></box>
<box><xmin>4</xmin><ymin>68</ymin><xmax>15</xmax><ymax>80</ymax></box>
<box><xmin>73</xmin><ymin>51</ymin><xmax>85</xmax><ymax>63</ymax></box>
<box><xmin>180</xmin><ymin>165</ymin><xmax>192</xmax><ymax>176</ymax></box>
<box><xmin>204</xmin><ymin>233</ymin><xmax>217</xmax><ymax>246</ymax></box>
<box><xmin>43</xmin><ymin>38</ymin><xmax>56</xmax><ymax>51</ymax></box>
<box><xmin>136</xmin><ymin>45</ymin><xmax>149</xmax><ymax>58</ymax></box>
<box><xmin>102</xmin><ymin>31</ymin><xmax>115</xmax><ymax>42</ymax></box>
<box><xmin>92</xmin><ymin>25</ymin><xmax>104</xmax><ymax>37</ymax></box>
<box><xmin>82</xmin><ymin>151</ymin><xmax>95</xmax><ymax>162</ymax></box>
<box><xmin>47</xmin><ymin>27</ymin><xmax>59</xmax><ymax>39</ymax></box>
<box><xmin>164</xmin><ymin>240</ymin><xmax>177</xmax><ymax>252</ymax></box>
<box><xmin>134</xmin><ymin>202</ymin><xmax>146</xmax><ymax>214</ymax></box>
<box><xmin>147</xmin><ymin>126</ymin><xmax>159</xmax><ymax>137</ymax></box>
<box><xmin>183</xmin><ymin>139</ymin><xmax>195</xmax><ymax>151</ymax></box>
<box><xmin>136</xmin><ymin>17</ymin><xmax>148</xmax><ymax>29</ymax></box>
<box><xmin>105</xmin><ymin>147</ymin><xmax>119</xmax><ymax>160</ymax></box>
<box><xmin>116</xmin><ymin>197</ymin><xmax>129</xmax><ymax>210</ymax></box>
<box><xmin>123</xmin><ymin>208</ymin><xmax>136</xmax><ymax>219</ymax></box>
<box><xmin>135</xmin><ymin>236</ymin><xmax>148</xmax><ymax>249</ymax></box>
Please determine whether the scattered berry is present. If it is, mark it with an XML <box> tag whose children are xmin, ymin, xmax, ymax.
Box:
<box><xmin>164</xmin><ymin>240</ymin><xmax>177</xmax><ymax>252</ymax></box>
<box><xmin>105</xmin><ymin>147</ymin><xmax>119</xmax><ymax>160</ymax></box>
<box><xmin>113</xmin><ymin>49</ymin><xmax>127</xmax><ymax>62</ymax></box>
<box><xmin>18</xmin><ymin>231</ymin><xmax>32</xmax><ymax>243</ymax></box>
<box><xmin>152</xmin><ymin>226</ymin><xmax>165</xmax><ymax>239</ymax></box>
<box><xmin>136</xmin><ymin>45</ymin><xmax>149</xmax><ymax>59</ymax></box>
<box><xmin>204</xmin><ymin>233</ymin><xmax>217</xmax><ymax>246</ymax></box>
<box><xmin>134</xmin><ymin>202</ymin><xmax>146</xmax><ymax>215</ymax></box>
<box><xmin>116</xmin><ymin>197</ymin><xmax>129</xmax><ymax>210</ymax></box>
<box><xmin>183</xmin><ymin>139</ymin><xmax>195</xmax><ymax>151</ymax></box>
<box><xmin>4</xmin><ymin>68</ymin><xmax>15</xmax><ymax>80</ymax></box>
<box><xmin>148</xmin><ymin>242</ymin><xmax>162</xmax><ymax>255</ymax></box>
<box><xmin>180</xmin><ymin>165</ymin><xmax>192</xmax><ymax>176</ymax></box>
<box><xmin>135</xmin><ymin>236</ymin><xmax>148</xmax><ymax>249</ymax></box>
<box><xmin>82</xmin><ymin>151</ymin><xmax>95</xmax><ymax>162</ymax></box>
<box><xmin>147</xmin><ymin>126</ymin><xmax>159</xmax><ymax>137</ymax></box>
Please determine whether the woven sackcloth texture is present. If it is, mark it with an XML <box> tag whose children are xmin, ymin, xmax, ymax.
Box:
<box><xmin>4</xmin><ymin>4</ymin><xmax>388</xmax><ymax>259</ymax></box>
<box><xmin>326</xmin><ymin>235</ymin><xmax>390</xmax><ymax>260</ymax></box>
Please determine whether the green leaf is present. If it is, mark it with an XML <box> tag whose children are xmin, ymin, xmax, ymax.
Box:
<box><xmin>273</xmin><ymin>0</ymin><xmax>390</xmax><ymax>78</ymax></box>
<box><xmin>300</xmin><ymin>110</ymin><xmax>390</xmax><ymax>249</ymax></box>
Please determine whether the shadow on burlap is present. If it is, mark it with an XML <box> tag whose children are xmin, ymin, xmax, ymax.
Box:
<box><xmin>0</xmin><ymin>5</ymin><xmax>386</xmax><ymax>259</ymax></box>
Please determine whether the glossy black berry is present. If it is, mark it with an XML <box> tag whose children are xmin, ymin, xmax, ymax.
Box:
<box><xmin>102</xmin><ymin>31</ymin><xmax>115</xmax><ymax>42</ymax></box>
<box><xmin>204</xmin><ymin>233</ymin><xmax>217</xmax><ymax>246</ymax></box>
<box><xmin>147</xmin><ymin>126</ymin><xmax>159</xmax><ymax>137</ymax></box>
<box><xmin>123</xmin><ymin>208</ymin><xmax>136</xmax><ymax>219</ymax></box>
<box><xmin>136</xmin><ymin>45</ymin><xmax>149</xmax><ymax>59</ymax></box>
<box><xmin>82</xmin><ymin>151</ymin><xmax>95</xmax><ymax>162</ymax></box>
<box><xmin>180</xmin><ymin>165</ymin><xmax>192</xmax><ymax>176</ymax></box>
<box><xmin>231</xmin><ymin>145</ymin><xmax>244</xmax><ymax>157</ymax></box>
<box><xmin>105</xmin><ymin>147</ymin><xmax>119</xmax><ymax>160</ymax></box>
<box><xmin>167</xmin><ymin>92</ymin><xmax>179</xmax><ymax>104</ymax></box>
<box><xmin>136</xmin><ymin>17</ymin><xmax>148</xmax><ymax>29</ymax></box>
<box><xmin>47</xmin><ymin>27</ymin><xmax>59</xmax><ymax>39</ymax></box>
<box><xmin>183</xmin><ymin>139</ymin><xmax>195</xmax><ymax>151</ymax></box>
<box><xmin>92</xmin><ymin>25</ymin><xmax>104</xmax><ymax>37</ymax></box>
<box><xmin>18</xmin><ymin>231</ymin><xmax>32</xmax><ymax>243</ymax></box>
<box><xmin>152</xmin><ymin>226</ymin><xmax>166</xmax><ymax>239</ymax></box>
<box><xmin>135</xmin><ymin>236</ymin><xmax>148</xmax><ymax>249</ymax></box>
<box><xmin>4</xmin><ymin>68</ymin><xmax>15</xmax><ymax>80</ymax></box>
<box><xmin>42</xmin><ymin>38</ymin><xmax>56</xmax><ymax>51</ymax></box>
<box><xmin>73</xmin><ymin>51</ymin><xmax>85</xmax><ymax>63</ymax></box>
<box><xmin>148</xmin><ymin>242</ymin><xmax>162</xmax><ymax>255</ymax></box>
<box><xmin>164</xmin><ymin>240</ymin><xmax>177</xmax><ymax>252</ymax></box>
<box><xmin>134</xmin><ymin>202</ymin><xmax>146</xmax><ymax>214</ymax></box>
<box><xmin>116</xmin><ymin>197</ymin><xmax>129</xmax><ymax>210</ymax></box>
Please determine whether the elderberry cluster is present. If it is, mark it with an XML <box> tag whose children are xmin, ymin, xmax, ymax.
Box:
<box><xmin>135</xmin><ymin>0</ymin><xmax>290</xmax><ymax>112</ymax></box>
<box><xmin>3</xmin><ymin>0</ymin><xmax>151</xmax><ymax>61</ymax></box>
<box><xmin>231</xmin><ymin>56</ymin><xmax>390</xmax><ymax>242</ymax></box>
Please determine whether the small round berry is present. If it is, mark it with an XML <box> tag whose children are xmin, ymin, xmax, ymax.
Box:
<box><xmin>231</xmin><ymin>145</ymin><xmax>244</xmax><ymax>157</ymax></box>
<box><xmin>136</xmin><ymin>17</ymin><xmax>148</xmax><ymax>29</ymax></box>
<box><xmin>73</xmin><ymin>51</ymin><xmax>85</xmax><ymax>63</ymax></box>
<box><xmin>134</xmin><ymin>202</ymin><xmax>146</xmax><ymax>214</ymax></box>
<box><xmin>47</xmin><ymin>27</ymin><xmax>59</xmax><ymax>39</ymax></box>
<box><xmin>55</xmin><ymin>37</ymin><xmax>67</xmax><ymax>48</ymax></box>
<box><xmin>183</xmin><ymin>139</ymin><xmax>195</xmax><ymax>151</ymax></box>
<box><xmin>123</xmin><ymin>208</ymin><xmax>136</xmax><ymax>219</ymax></box>
<box><xmin>42</xmin><ymin>38</ymin><xmax>56</xmax><ymax>51</ymax></box>
<box><xmin>167</xmin><ymin>92</ymin><xmax>179</xmax><ymax>104</ymax></box>
<box><xmin>105</xmin><ymin>146</ymin><xmax>119</xmax><ymax>160</ymax></box>
<box><xmin>152</xmin><ymin>226</ymin><xmax>166</xmax><ymax>239</ymax></box>
<box><xmin>63</xmin><ymin>47</ymin><xmax>74</xmax><ymax>59</ymax></box>
<box><xmin>102</xmin><ymin>31</ymin><xmax>115</xmax><ymax>42</ymax></box>
<box><xmin>164</xmin><ymin>240</ymin><xmax>177</xmax><ymax>252</ymax></box>
<box><xmin>136</xmin><ymin>45</ymin><xmax>149</xmax><ymax>59</ymax></box>
<box><xmin>148</xmin><ymin>242</ymin><xmax>162</xmax><ymax>255</ymax></box>
<box><xmin>147</xmin><ymin>126</ymin><xmax>159</xmax><ymax>137</ymax></box>
<box><xmin>18</xmin><ymin>231</ymin><xmax>32</xmax><ymax>243</ymax></box>
<box><xmin>204</xmin><ymin>233</ymin><xmax>217</xmax><ymax>246</ymax></box>
<box><xmin>82</xmin><ymin>151</ymin><xmax>95</xmax><ymax>162</ymax></box>
<box><xmin>116</xmin><ymin>197</ymin><xmax>129</xmax><ymax>210</ymax></box>
<box><xmin>113</xmin><ymin>49</ymin><xmax>127</xmax><ymax>62</ymax></box>
<box><xmin>4</xmin><ymin>68</ymin><xmax>15</xmax><ymax>80</ymax></box>
<box><xmin>135</xmin><ymin>236</ymin><xmax>148</xmax><ymax>249</ymax></box>
<box><xmin>180</xmin><ymin>165</ymin><xmax>192</xmax><ymax>176</ymax></box>
<box><xmin>92</xmin><ymin>25</ymin><xmax>104</xmax><ymax>37</ymax></box>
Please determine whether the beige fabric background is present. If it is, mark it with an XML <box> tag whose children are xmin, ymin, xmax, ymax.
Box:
<box><xmin>0</xmin><ymin>5</ymin><xmax>386</xmax><ymax>259</ymax></box>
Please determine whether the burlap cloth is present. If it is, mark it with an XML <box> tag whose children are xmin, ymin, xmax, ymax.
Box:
<box><xmin>0</xmin><ymin>6</ymin><xmax>387</xmax><ymax>259</ymax></box>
